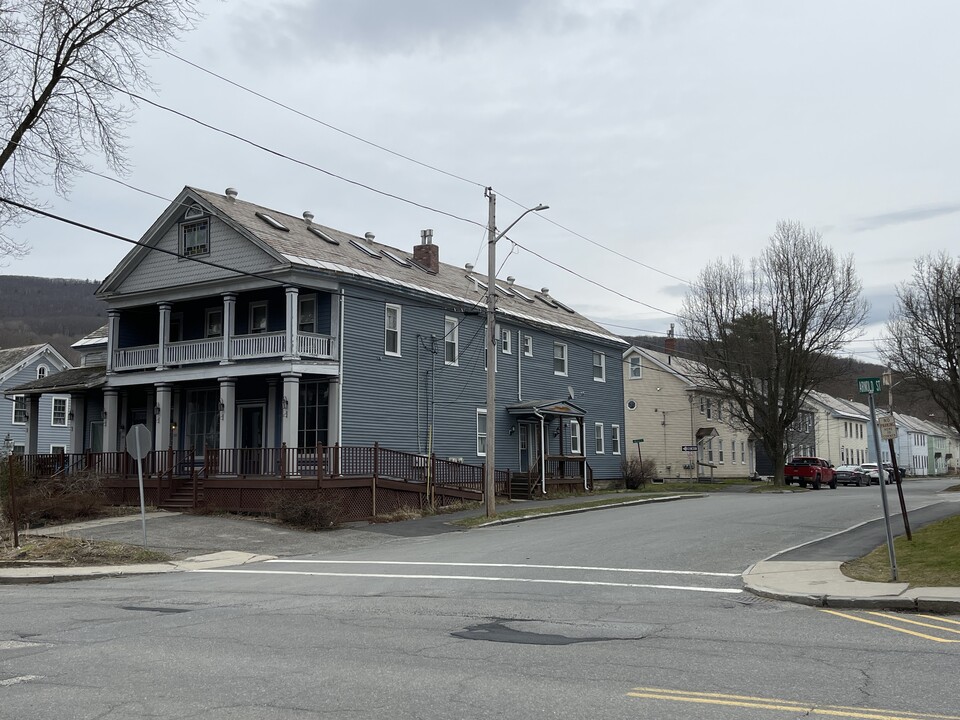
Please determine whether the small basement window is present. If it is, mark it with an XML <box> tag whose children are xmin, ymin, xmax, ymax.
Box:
<box><xmin>256</xmin><ymin>212</ymin><xmax>290</xmax><ymax>231</ymax></box>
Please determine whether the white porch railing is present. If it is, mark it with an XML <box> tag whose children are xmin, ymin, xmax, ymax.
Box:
<box><xmin>113</xmin><ymin>332</ymin><xmax>336</xmax><ymax>371</ymax></box>
<box><xmin>166</xmin><ymin>338</ymin><xmax>223</xmax><ymax>365</ymax></box>
<box><xmin>233</xmin><ymin>331</ymin><xmax>286</xmax><ymax>360</ymax></box>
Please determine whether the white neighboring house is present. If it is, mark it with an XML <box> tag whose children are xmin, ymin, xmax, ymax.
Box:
<box><xmin>891</xmin><ymin>412</ymin><xmax>930</xmax><ymax>476</ymax></box>
<box><xmin>622</xmin><ymin>344</ymin><xmax>755</xmax><ymax>479</ymax></box>
<box><xmin>1</xmin><ymin>344</ymin><xmax>74</xmax><ymax>455</ymax></box>
<box><xmin>806</xmin><ymin>391</ymin><xmax>869</xmax><ymax>467</ymax></box>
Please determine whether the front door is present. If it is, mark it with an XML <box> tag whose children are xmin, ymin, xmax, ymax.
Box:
<box><xmin>518</xmin><ymin>422</ymin><xmax>540</xmax><ymax>474</ymax></box>
<box><xmin>238</xmin><ymin>404</ymin><xmax>265</xmax><ymax>475</ymax></box>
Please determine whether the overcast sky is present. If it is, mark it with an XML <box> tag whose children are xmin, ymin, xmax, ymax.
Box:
<box><xmin>4</xmin><ymin>0</ymin><xmax>960</xmax><ymax>364</ymax></box>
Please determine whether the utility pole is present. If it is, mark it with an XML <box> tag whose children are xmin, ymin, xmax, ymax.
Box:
<box><xmin>483</xmin><ymin>189</ymin><xmax>548</xmax><ymax>517</ymax></box>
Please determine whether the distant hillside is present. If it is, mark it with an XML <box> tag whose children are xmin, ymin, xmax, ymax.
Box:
<box><xmin>0</xmin><ymin>276</ymin><xmax>105</xmax><ymax>363</ymax></box>
<box><xmin>625</xmin><ymin>335</ymin><xmax>942</xmax><ymax>423</ymax></box>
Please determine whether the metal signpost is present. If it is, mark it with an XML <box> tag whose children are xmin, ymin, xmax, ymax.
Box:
<box><xmin>633</xmin><ymin>438</ymin><xmax>644</xmax><ymax>464</ymax></box>
<box><xmin>878</xmin><ymin>414</ymin><xmax>911</xmax><ymax>541</ymax></box>
<box><xmin>859</xmin><ymin>377</ymin><xmax>898</xmax><ymax>580</ymax></box>
<box><xmin>126</xmin><ymin>424</ymin><xmax>152</xmax><ymax>549</ymax></box>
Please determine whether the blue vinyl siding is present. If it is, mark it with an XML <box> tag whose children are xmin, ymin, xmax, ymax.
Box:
<box><xmin>1</xmin><ymin>354</ymin><xmax>73</xmax><ymax>452</ymax></box>
<box><xmin>339</xmin><ymin>286</ymin><xmax>626</xmax><ymax>478</ymax></box>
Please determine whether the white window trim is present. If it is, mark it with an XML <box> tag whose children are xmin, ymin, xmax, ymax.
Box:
<box><xmin>49</xmin><ymin>444</ymin><xmax>67</xmax><ymax>454</ymax></box>
<box><xmin>51</xmin><ymin>396</ymin><xmax>69</xmax><ymax>427</ymax></box>
<box><xmin>593</xmin><ymin>352</ymin><xmax>606</xmax><ymax>382</ymax></box>
<box><xmin>594</xmin><ymin>422</ymin><xmax>604</xmax><ymax>454</ymax></box>
<box><xmin>629</xmin><ymin>355</ymin><xmax>642</xmax><ymax>379</ymax></box>
<box><xmin>205</xmin><ymin>307</ymin><xmax>223</xmax><ymax>338</ymax></box>
<box><xmin>523</xmin><ymin>335</ymin><xmax>533</xmax><ymax>357</ymax></box>
<box><xmin>611</xmin><ymin>424</ymin><xmax>621</xmax><ymax>455</ymax></box>
<box><xmin>718</xmin><ymin>438</ymin><xmax>724</xmax><ymax>464</ymax></box>
<box><xmin>499</xmin><ymin>325</ymin><xmax>512</xmax><ymax>355</ymax></box>
<box><xmin>476</xmin><ymin>409</ymin><xmax>487</xmax><ymax>457</ymax></box>
<box><xmin>444</xmin><ymin>317</ymin><xmax>459</xmax><ymax>366</ymax></box>
<box><xmin>11</xmin><ymin>394</ymin><xmax>26</xmax><ymax>425</ymax></box>
<box><xmin>554</xmin><ymin>342</ymin><xmax>568</xmax><ymax>377</ymax></box>
<box><xmin>249</xmin><ymin>301</ymin><xmax>268</xmax><ymax>334</ymax></box>
<box><xmin>384</xmin><ymin>303</ymin><xmax>402</xmax><ymax>357</ymax></box>
<box><xmin>181</xmin><ymin>218</ymin><xmax>210</xmax><ymax>257</ymax></box>
<box><xmin>571</xmin><ymin>421</ymin><xmax>581</xmax><ymax>455</ymax></box>
<box><xmin>37</xmin><ymin>364</ymin><xmax>48</xmax><ymax>379</ymax></box>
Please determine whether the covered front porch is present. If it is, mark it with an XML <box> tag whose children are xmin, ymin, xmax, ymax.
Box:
<box><xmin>507</xmin><ymin>399</ymin><xmax>592</xmax><ymax>499</ymax></box>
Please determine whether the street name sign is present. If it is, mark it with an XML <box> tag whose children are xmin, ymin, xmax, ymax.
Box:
<box><xmin>857</xmin><ymin>377</ymin><xmax>883</xmax><ymax>394</ymax></box>
<box><xmin>681</xmin><ymin>445</ymin><xmax>698</xmax><ymax>452</ymax></box>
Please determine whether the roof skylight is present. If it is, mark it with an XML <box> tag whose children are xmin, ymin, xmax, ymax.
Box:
<box><xmin>349</xmin><ymin>239</ymin><xmax>381</xmax><ymax>258</ymax></box>
<box><xmin>381</xmin><ymin>249</ymin><xmax>411</xmax><ymax>267</ymax></box>
<box><xmin>256</xmin><ymin>212</ymin><xmax>289</xmax><ymax>231</ymax></box>
<box><xmin>307</xmin><ymin>226</ymin><xmax>340</xmax><ymax>245</ymax></box>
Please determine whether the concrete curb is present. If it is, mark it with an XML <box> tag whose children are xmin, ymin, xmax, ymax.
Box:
<box><xmin>473</xmin><ymin>493</ymin><xmax>704</xmax><ymax>527</ymax></box>
<box><xmin>0</xmin><ymin>551</ymin><xmax>276</xmax><ymax>585</ymax></box>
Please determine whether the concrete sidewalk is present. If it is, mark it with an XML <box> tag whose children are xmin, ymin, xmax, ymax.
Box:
<box><xmin>742</xmin><ymin>500</ymin><xmax>960</xmax><ymax>612</ymax></box>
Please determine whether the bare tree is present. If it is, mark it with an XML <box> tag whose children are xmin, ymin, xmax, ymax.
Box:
<box><xmin>0</xmin><ymin>0</ymin><xmax>200</xmax><ymax>259</ymax></box>
<box><xmin>881</xmin><ymin>252</ymin><xmax>960</xmax><ymax>433</ymax></box>
<box><xmin>680</xmin><ymin>221</ymin><xmax>868</xmax><ymax>485</ymax></box>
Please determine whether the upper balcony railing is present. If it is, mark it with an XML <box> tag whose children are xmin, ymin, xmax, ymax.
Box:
<box><xmin>113</xmin><ymin>331</ymin><xmax>336</xmax><ymax>371</ymax></box>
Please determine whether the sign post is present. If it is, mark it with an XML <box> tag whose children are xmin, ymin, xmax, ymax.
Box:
<box><xmin>859</xmin><ymin>378</ymin><xmax>898</xmax><ymax>580</ymax></box>
<box><xmin>126</xmin><ymin>424</ymin><xmax>152</xmax><ymax>549</ymax></box>
<box><xmin>878</xmin><ymin>415</ymin><xmax>911</xmax><ymax>541</ymax></box>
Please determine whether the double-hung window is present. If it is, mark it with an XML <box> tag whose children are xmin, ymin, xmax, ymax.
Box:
<box><xmin>37</xmin><ymin>365</ymin><xmax>47</xmax><ymax>379</ymax></box>
<box><xmin>500</xmin><ymin>326</ymin><xmax>512</xmax><ymax>354</ymax></box>
<box><xmin>205</xmin><ymin>308</ymin><xmax>223</xmax><ymax>338</ymax></box>
<box><xmin>299</xmin><ymin>296</ymin><xmax>317</xmax><ymax>334</ymax></box>
<box><xmin>384</xmin><ymin>304</ymin><xmax>401</xmax><ymax>356</ymax></box>
<box><xmin>523</xmin><ymin>335</ymin><xmax>533</xmax><ymax>356</ymax></box>
<box><xmin>594</xmin><ymin>422</ymin><xmax>604</xmax><ymax>454</ymax></box>
<box><xmin>593</xmin><ymin>352</ymin><xmax>605</xmax><ymax>382</ymax></box>
<box><xmin>570</xmin><ymin>422</ymin><xmax>581</xmax><ymax>454</ymax></box>
<box><xmin>554</xmin><ymin>342</ymin><xmax>568</xmax><ymax>376</ymax></box>
<box><xmin>629</xmin><ymin>355</ymin><xmax>642</xmax><ymax>379</ymax></box>
<box><xmin>476</xmin><ymin>409</ymin><xmax>487</xmax><ymax>456</ymax></box>
<box><xmin>444</xmin><ymin>317</ymin><xmax>459</xmax><ymax>365</ymax></box>
<box><xmin>718</xmin><ymin>439</ymin><xmax>724</xmax><ymax>463</ymax></box>
<box><xmin>611</xmin><ymin>425</ymin><xmax>621</xmax><ymax>455</ymax></box>
<box><xmin>51</xmin><ymin>397</ymin><xmax>68</xmax><ymax>427</ymax></box>
<box><xmin>249</xmin><ymin>302</ymin><xmax>268</xmax><ymax>334</ymax></box>
<box><xmin>12</xmin><ymin>395</ymin><xmax>27</xmax><ymax>425</ymax></box>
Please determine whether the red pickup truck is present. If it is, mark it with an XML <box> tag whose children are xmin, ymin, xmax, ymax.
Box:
<box><xmin>784</xmin><ymin>457</ymin><xmax>836</xmax><ymax>490</ymax></box>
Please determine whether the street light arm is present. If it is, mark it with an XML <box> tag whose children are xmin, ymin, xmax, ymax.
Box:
<box><xmin>494</xmin><ymin>204</ymin><xmax>549</xmax><ymax>243</ymax></box>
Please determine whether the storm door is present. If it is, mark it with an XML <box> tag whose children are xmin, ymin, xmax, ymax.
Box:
<box><xmin>238</xmin><ymin>404</ymin><xmax>265</xmax><ymax>475</ymax></box>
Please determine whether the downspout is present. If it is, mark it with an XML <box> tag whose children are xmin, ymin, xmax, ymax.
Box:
<box><xmin>582</xmin><ymin>417</ymin><xmax>588</xmax><ymax>491</ymax></box>
<box><xmin>533</xmin><ymin>407</ymin><xmax>547</xmax><ymax>495</ymax></box>
<box><xmin>337</xmin><ymin>288</ymin><xmax>345</xmax><ymax>447</ymax></box>
<box><xmin>517</xmin><ymin>336</ymin><xmax>522</xmax><ymax>401</ymax></box>
<box><xmin>416</xmin><ymin>335</ymin><xmax>422</xmax><ymax>453</ymax></box>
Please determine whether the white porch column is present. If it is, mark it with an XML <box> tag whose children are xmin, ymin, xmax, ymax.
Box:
<box><xmin>281</xmin><ymin>372</ymin><xmax>300</xmax><ymax>449</ymax></box>
<box><xmin>106</xmin><ymin>310</ymin><xmax>120</xmax><ymax>374</ymax></box>
<box><xmin>103</xmin><ymin>390</ymin><xmax>119</xmax><ymax>452</ymax></box>
<box><xmin>284</xmin><ymin>286</ymin><xmax>300</xmax><ymax>360</ymax></box>
<box><xmin>266</xmin><ymin>378</ymin><xmax>278</xmax><ymax>448</ymax></box>
<box><xmin>25</xmin><ymin>395</ymin><xmax>40</xmax><ymax>454</ymax></box>
<box><xmin>69</xmin><ymin>394</ymin><xmax>85</xmax><ymax>453</ymax></box>
<box><xmin>218</xmin><ymin>377</ymin><xmax>237</xmax><ymax>450</ymax></box>
<box><xmin>221</xmin><ymin>293</ymin><xmax>236</xmax><ymax>365</ymax></box>
<box><xmin>327</xmin><ymin>378</ymin><xmax>341</xmax><ymax>448</ymax></box>
<box><xmin>157</xmin><ymin>303</ymin><xmax>171</xmax><ymax>370</ymax></box>
<box><xmin>155</xmin><ymin>383</ymin><xmax>172</xmax><ymax>450</ymax></box>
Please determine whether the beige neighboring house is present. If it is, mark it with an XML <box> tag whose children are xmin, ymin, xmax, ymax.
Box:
<box><xmin>806</xmin><ymin>391</ymin><xmax>869</xmax><ymax>467</ymax></box>
<box><xmin>622</xmin><ymin>344</ymin><xmax>755</xmax><ymax>480</ymax></box>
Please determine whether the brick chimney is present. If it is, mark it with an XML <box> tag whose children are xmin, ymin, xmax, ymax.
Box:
<box><xmin>664</xmin><ymin>323</ymin><xmax>677</xmax><ymax>355</ymax></box>
<box><xmin>413</xmin><ymin>229</ymin><xmax>438</xmax><ymax>273</ymax></box>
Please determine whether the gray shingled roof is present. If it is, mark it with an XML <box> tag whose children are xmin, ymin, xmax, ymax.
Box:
<box><xmin>7</xmin><ymin>366</ymin><xmax>106</xmax><ymax>396</ymax></box>
<box><xmin>191</xmin><ymin>188</ymin><xmax>625</xmax><ymax>346</ymax></box>
<box><xmin>72</xmin><ymin>325</ymin><xmax>108</xmax><ymax>348</ymax></box>
<box><xmin>0</xmin><ymin>344</ymin><xmax>46</xmax><ymax>374</ymax></box>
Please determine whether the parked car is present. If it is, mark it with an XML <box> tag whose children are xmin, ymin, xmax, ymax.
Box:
<box><xmin>861</xmin><ymin>462</ymin><xmax>891</xmax><ymax>485</ymax></box>
<box><xmin>833</xmin><ymin>464</ymin><xmax>868</xmax><ymax>487</ymax></box>
<box><xmin>882</xmin><ymin>462</ymin><xmax>908</xmax><ymax>480</ymax></box>
<box><xmin>784</xmin><ymin>456</ymin><xmax>836</xmax><ymax>489</ymax></box>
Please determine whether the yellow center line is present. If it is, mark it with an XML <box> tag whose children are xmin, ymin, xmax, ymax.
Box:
<box><xmin>919</xmin><ymin>614</ymin><xmax>960</xmax><ymax>627</ymax></box>
<box><xmin>819</xmin><ymin>609</ymin><xmax>960</xmax><ymax>643</ymax></box>
<box><xmin>866</xmin><ymin>612</ymin><xmax>960</xmax><ymax>636</ymax></box>
<box><xmin>626</xmin><ymin>688</ymin><xmax>960</xmax><ymax>720</ymax></box>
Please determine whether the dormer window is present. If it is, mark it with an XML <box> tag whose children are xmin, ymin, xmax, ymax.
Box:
<box><xmin>182</xmin><ymin>219</ymin><xmax>209</xmax><ymax>257</ymax></box>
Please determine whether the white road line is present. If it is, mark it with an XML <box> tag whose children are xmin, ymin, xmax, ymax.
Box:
<box><xmin>0</xmin><ymin>640</ymin><xmax>50</xmax><ymax>650</ymax></box>
<box><xmin>194</xmin><ymin>568</ymin><xmax>742</xmax><ymax>594</ymax></box>
<box><xmin>264</xmin><ymin>560</ymin><xmax>741</xmax><ymax>578</ymax></box>
<box><xmin>0</xmin><ymin>676</ymin><xmax>42</xmax><ymax>686</ymax></box>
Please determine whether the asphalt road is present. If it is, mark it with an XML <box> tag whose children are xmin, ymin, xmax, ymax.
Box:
<box><xmin>2</xmin><ymin>479</ymin><xmax>959</xmax><ymax>720</ymax></box>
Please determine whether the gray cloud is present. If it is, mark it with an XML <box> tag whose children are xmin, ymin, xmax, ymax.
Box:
<box><xmin>853</xmin><ymin>203</ymin><xmax>960</xmax><ymax>232</ymax></box>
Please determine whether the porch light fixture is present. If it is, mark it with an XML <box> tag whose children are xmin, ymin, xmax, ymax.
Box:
<box><xmin>281</xmin><ymin>395</ymin><xmax>289</xmax><ymax>418</ymax></box>
<box><xmin>553</xmin><ymin>426</ymin><xmax>561</xmax><ymax>438</ymax></box>
<box><xmin>218</xmin><ymin>399</ymin><xmax>225</xmax><ymax>420</ymax></box>
<box><xmin>154</xmin><ymin>404</ymin><xmax>161</xmax><ymax>420</ymax></box>
<box><xmin>67</xmin><ymin>410</ymin><xmax>75</xmax><ymax>424</ymax></box>
<box><xmin>509</xmin><ymin>425</ymin><xmax>516</xmax><ymax>436</ymax></box>
<box><xmin>101</xmin><ymin>409</ymin><xmax>107</xmax><ymax>421</ymax></box>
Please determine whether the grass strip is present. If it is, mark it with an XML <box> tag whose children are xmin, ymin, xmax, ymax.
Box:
<box><xmin>842</xmin><ymin>515</ymin><xmax>960</xmax><ymax>586</ymax></box>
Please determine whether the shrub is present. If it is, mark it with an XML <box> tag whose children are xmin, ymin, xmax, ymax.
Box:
<box><xmin>266</xmin><ymin>490</ymin><xmax>342</xmax><ymax>530</ymax></box>
<box><xmin>2</xmin><ymin>468</ymin><xmax>106</xmax><ymax>527</ymax></box>
<box><xmin>620</xmin><ymin>458</ymin><xmax>658</xmax><ymax>490</ymax></box>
